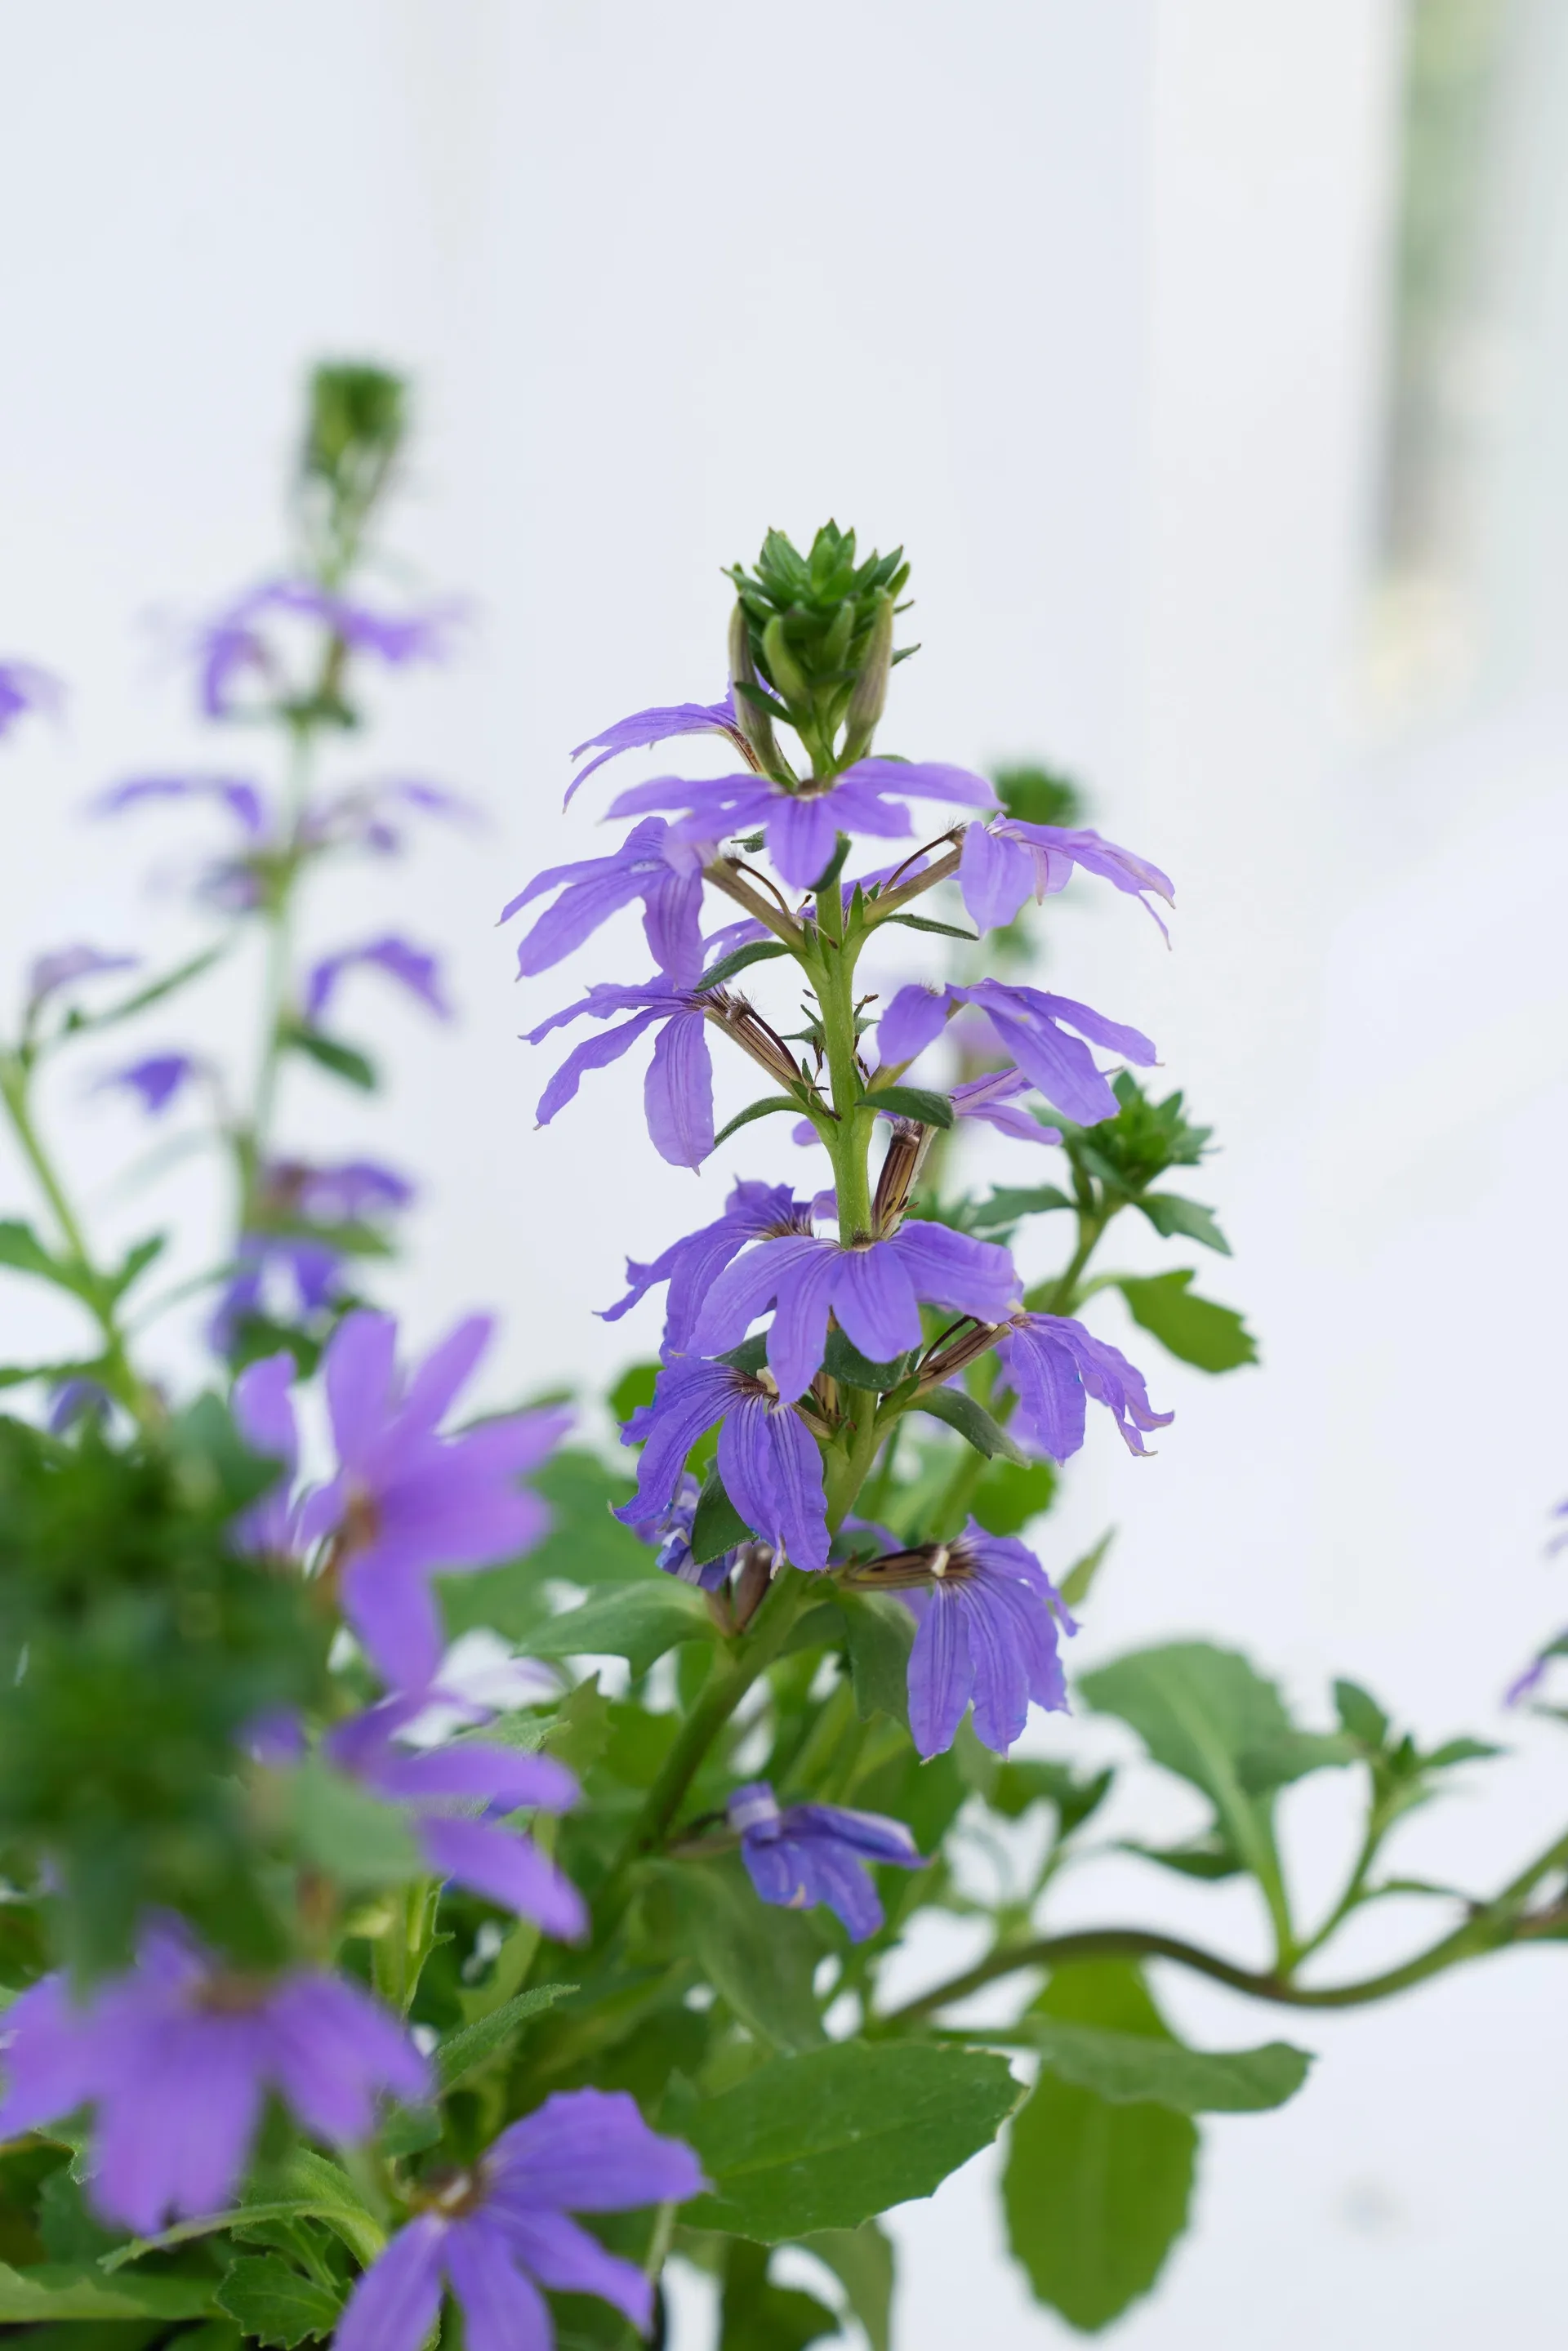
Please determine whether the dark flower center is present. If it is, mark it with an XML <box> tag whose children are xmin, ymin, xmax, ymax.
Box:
<box><xmin>414</xmin><ymin>2163</ymin><xmax>489</xmax><ymax>2220</ymax></box>
<box><xmin>189</xmin><ymin>1968</ymin><xmax>274</xmax><ymax>2016</ymax></box>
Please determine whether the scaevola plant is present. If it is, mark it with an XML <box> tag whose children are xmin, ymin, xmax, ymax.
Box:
<box><xmin>0</xmin><ymin>370</ymin><xmax>1561</xmax><ymax>2349</ymax></box>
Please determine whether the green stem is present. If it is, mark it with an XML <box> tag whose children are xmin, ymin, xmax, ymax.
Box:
<box><xmin>241</xmin><ymin>726</ymin><xmax>316</xmax><ymax>1226</ymax></box>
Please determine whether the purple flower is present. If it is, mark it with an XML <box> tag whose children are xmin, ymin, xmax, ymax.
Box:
<box><xmin>211</xmin><ymin>1160</ymin><xmax>416</xmax><ymax>1352</ymax></box>
<box><xmin>233</xmin><ymin>1351</ymin><xmax>310</xmax><ymax>1558</ymax></box>
<box><xmin>0</xmin><ymin>1925</ymin><xmax>427</xmax><ymax>2234</ymax></box>
<box><xmin>334</xmin><ymin>2087</ymin><xmax>706</xmax><ymax>2351</ymax></box>
<box><xmin>196</xmin><ymin>579</ymin><xmax>462</xmax><ymax>719</ymax></box>
<box><xmin>301</xmin><ymin>777</ymin><xmax>483</xmax><ymax>857</ymax></box>
<box><xmin>602</xmin><ymin>758</ymin><xmax>997</xmax><ymax>892</ymax></box>
<box><xmin>93</xmin><ymin>773</ymin><xmax>267</xmax><ymax>835</ymax></box>
<box><xmin>960</xmin><ymin>818</ymin><xmax>1174</xmax><ymax>937</ymax></box>
<box><xmin>614</xmin><ymin>1358</ymin><xmax>830</xmax><ymax>1574</ymax></box>
<box><xmin>600</xmin><ymin>1178</ymin><xmax>815</xmax><ymax>1356</ymax></box>
<box><xmin>630</xmin><ymin>1470</ymin><xmax>737</xmax><ymax>1592</ymax></box>
<box><xmin>324</xmin><ymin>1698</ymin><xmax>585</xmax><ymax>1939</ymax></box>
<box><xmin>728</xmin><ymin>1782</ymin><xmax>921</xmax><ymax>1941</ymax></box>
<box><xmin>305</xmin><ymin>935</ymin><xmax>452</xmax><ymax>1026</ymax></box>
<box><xmin>95</xmin><ymin>1052</ymin><xmax>201</xmax><ymax>1116</ymax></box>
<box><xmin>288</xmin><ymin>1157</ymin><xmax>415</xmax><ymax>1223</ymax></box>
<box><xmin>24</xmin><ymin>945</ymin><xmax>139</xmax><ymax>1013</ymax></box>
<box><xmin>996</xmin><ymin>1313</ymin><xmax>1173</xmax><ymax>1459</ymax></box>
<box><xmin>0</xmin><ymin>661</ymin><xmax>63</xmax><ymax>737</ymax></box>
<box><xmin>47</xmin><ymin>1378</ymin><xmax>111</xmax><ymax>1434</ymax></box>
<box><xmin>899</xmin><ymin>1521</ymin><xmax>1076</xmax><ymax>1758</ymax></box>
<box><xmin>527</xmin><ymin>974</ymin><xmax>725</xmax><ymax>1172</ymax></box>
<box><xmin>502</xmin><ymin>817</ymin><xmax>711</xmax><ymax>987</ymax></box>
<box><xmin>949</xmin><ymin>1067</ymin><xmax>1062</xmax><ymax>1147</ymax></box>
<box><xmin>566</xmin><ymin>687</ymin><xmax>750</xmax><ymax>803</ymax></box>
<box><xmin>301</xmin><ymin>1311</ymin><xmax>571</xmax><ymax>1692</ymax></box>
<box><xmin>876</xmin><ymin>979</ymin><xmax>1156</xmax><ymax>1126</ymax></box>
<box><xmin>689</xmin><ymin>1220</ymin><xmax>1020</xmax><ymax>1405</ymax></box>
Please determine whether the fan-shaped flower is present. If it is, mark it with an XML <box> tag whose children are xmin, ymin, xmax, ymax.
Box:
<box><xmin>502</xmin><ymin>815</ymin><xmax>711</xmax><ymax>986</ymax></box>
<box><xmin>566</xmin><ymin>687</ymin><xmax>751</xmax><ymax>802</ymax></box>
<box><xmin>876</xmin><ymin>979</ymin><xmax>1156</xmax><ymax>1126</ymax></box>
<box><xmin>600</xmin><ymin>1178</ymin><xmax>816</xmax><ymax>1355</ymax></box>
<box><xmin>728</xmin><ymin>1782</ymin><xmax>921</xmax><ymax>1940</ymax></box>
<box><xmin>960</xmin><ymin>817</ymin><xmax>1174</xmax><ymax>937</ymax></box>
<box><xmin>996</xmin><ymin>1313</ymin><xmax>1172</xmax><ymax>1459</ymax></box>
<box><xmin>613</xmin><ymin>1357</ymin><xmax>829</xmax><ymax>1573</ymax></box>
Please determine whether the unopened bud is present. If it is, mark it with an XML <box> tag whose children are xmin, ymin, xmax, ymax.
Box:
<box><xmin>871</xmin><ymin>1116</ymin><xmax>934</xmax><ymax>1233</ymax></box>
<box><xmin>728</xmin><ymin>603</ymin><xmax>783</xmax><ymax>775</ymax></box>
<box><xmin>841</xmin><ymin>590</ymin><xmax>894</xmax><ymax>764</ymax></box>
<box><xmin>761</xmin><ymin>613</ymin><xmax>812</xmax><ymax>711</ymax></box>
<box><xmin>733</xmin><ymin>1543</ymin><xmax>775</xmax><ymax>1629</ymax></box>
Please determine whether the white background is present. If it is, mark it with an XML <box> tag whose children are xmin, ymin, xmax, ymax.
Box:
<box><xmin>1</xmin><ymin>3</ymin><xmax>1566</xmax><ymax>2343</ymax></box>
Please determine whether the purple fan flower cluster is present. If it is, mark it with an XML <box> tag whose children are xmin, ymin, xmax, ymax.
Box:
<box><xmin>335</xmin><ymin>2088</ymin><xmax>705</xmax><ymax>2351</ymax></box>
<box><xmin>728</xmin><ymin>1782</ymin><xmax>922</xmax><ymax>1940</ymax></box>
<box><xmin>0</xmin><ymin>1922</ymin><xmax>426</xmax><ymax>2233</ymax></box>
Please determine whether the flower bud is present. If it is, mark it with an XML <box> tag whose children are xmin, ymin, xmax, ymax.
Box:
<box><xmin>841</xmin><ymin>590</ymin><xmax>894</xmax><ymax>764</ymax></box>
<box><xmin>760</xmin><ymin>613</ymin><xmax>813</xmax><ymax>713</ymax></box>
<box><xmin>728</xmin><ymin>603</ymin><xmax>783</xmax><ymax>776</ymax></box>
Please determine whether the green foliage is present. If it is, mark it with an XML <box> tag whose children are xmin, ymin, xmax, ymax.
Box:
<box><xmin>1004</xmin><ymin>1965</ymin><xmax>1197</xmax><ymax>2332</ymax></box>
<box><xmin>215</xmin><ymin>2255</ymin><xmax>342</xmax><ymax>2347</ymax></box>
<box><xmin>286</xmin><ymin>1759</ymin><xmax>421</xmax><ymax>1888</ymax></box>
<box><xmin>720</xmin><ymin>2237</ymin><xmax>840</xmax><ymax>2351</ymax></box>
<box><xmin>800</xmin><ymin>2222</ymin><xmax>895</xmax><ymax>2351</ymax></box>
<box><xmin>683</xmin><ymin>2043</ymin><xmax>1022</xmax><ymax>2242</ymax></box>
<box><xmin>1114</xmin><ymin>1270</ymin><xmax>1258</xmax><ymax>1371</ymax></box>
<box><xmin>912</xmin><ymin>1386</ymin><xmax>1026</xmax><ymax>1463</ymax></box>
<box><xmin>693</xmin><ymin>1467</ymin><xmax>753</xmax><ymax>1566</ymax></box>
<box><xmin>1022</xmin><ymin>2016</ymin><xmax>1312</xmax><ymax>2113</ymax></box>
<box><xmin>838</xmin><ymin>1590</ymin><xmax>916</xmax><ymax>1728</ymax></box>
<box><xmin>1060</xmin><ymin>1072</ymin><xmax>1212</xmax><ymax>1198</ymax></box>
<box><xmin>649</xmin><ymin>1859</ymin><xmax>826</xmax><ymax>2052</ymax></box>
<box><xmin>1134</xmin><ymin>1192</ymin><xmax>1231</xmax><ymax>1253</ymax></box>
<box><xmin>278</xmin><ymin>1022</ymin><xmax>377</xmax><ymax>1092</ymax></box>
<box><xmin>969</xmin><ymin>1456</ymin><xmax>1056</xmax><ymax>1536</ymax></box>
<box><xmin>726</xmin><ymin>523</ymin><xmax>912</xmax><ymax>772</ymax></box>
<box><xmin>992</xmin><ymin>764</ymin><xmax>1084</xmax><ymax>829</ymax></box>
<box><xmin>856</xmin><ymin>1084</ymin><xmax>953</xmax><ymax>1129</ymax></box>
<box><xmin>525</xmin><ymin>1580</ymin><xmax>712</xmax><ymax>1676</ymax></box>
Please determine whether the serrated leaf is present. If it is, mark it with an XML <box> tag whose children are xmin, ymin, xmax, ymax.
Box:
<box><xmin>913</xmin><ymin>1386</ymin><xmax>1027</xmax><ymax>1463</ymax></box>
<box><xmin>1135</xmin><ymin>1193</ymin><xmax>1231</xmax><ymax>1254</ymax></box>
<box><xmin>684</xmin><ymin>2042</ymin><xmax>1021</xmax><ymax>2241</ymax></box>
<box><xmin>970</xmin><ymin>1185</ymin><xmax>1074</xmax><ymax>1231</ymax></box>
<box><xmin>215</xmin><ymin>2257</ymin><xmax>342</xmax><ymax>2349</ymax></box>
<box><xmin>712</xmin><ymin>1094</ymin><xmax>813</xmax><ymax>1150</ymax></box>
<box><xmin>436</xmin><ymin>1980</ymin><xmax>578</xmax><ymax>2089</ymax></box>
<box><xmin>697</xmin><ymin>940</ymin><xmax>795</xmax><ymax>993</ymax></box>
<box><xmin>822</xmin><ymin>1327</ymin><xmax>911</xmax><ymax>1390</ymax></box>
<box><xmin>856</xmin><ymin>1084</ymin><xmax>953</xmax><ymax>1130</ymax></box>
<box><xmin>693</xmin><ymin>1466</ymin><xmax>752</xmax><ymax>1565</ymax></box>
<box><xmin>1080</xmin><ymin>1642</ymin><xmax>1347</xmax><ymax>1803</ymax></box>
<box><xmin>1004</xmin><ymin>1963</ymin><xmax>1196</xmax><ymax>2331</ymax></box>
<box><xmin>282</xmin><ymin>1025</ymin><xmax>377</xmax><ymax>1091</ymax></box>
<box><xmin>1115</xmin><ymin>1271</ymin><xmax>1257</xmax><ymax>1372</ymax></box>
<box><xmin>655</xmin><ymin>1857</ymin><xmax>826</xmax><ymax>2053</ymax></box>
<box><xmin>1025</xmin><ymin>2016</ymin><xmax>1312</xmax><ymax>2113</ymax></box>
<box><xmin>526</xmin><ymin>1580</ymin><xmax>712</xmax><ymax>1676</ymax></box>
<box><xmin>286</xmin><ymin>1757</ymin><xmax>422</xmax><ymax>1888</ymax></box>
<box><xmin>838</xmin><ymin>1589</ymin><xmax>915</xmax><ymax>1727</ymax></box>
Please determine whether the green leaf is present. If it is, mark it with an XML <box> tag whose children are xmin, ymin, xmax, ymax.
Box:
<box><xmin>608</xmin><ymin>1363</ymin><xmax>660</xmax><ymax>1423</ymax></box>
<box><xmin>693</xmin><ymin>1467</ymin><xmax>753</xmax><ymax>1566</ymax></box>
<box><xmin>286</xmin><ymin>1757</ymin><xmax>422</xmax><ymax>1887</ymax></box>
<box><xmin>1080</xmin><ymin>1642</ymin><xmax>1349</xmax><ymax>1805</ymax></box>
<box><xmin>0</xmin><ymin>2264</ymin><xmax>216</xmax><ymax>2324</ymax></box>
<box><xmin>525</xmin><ymin>1581</ymin><xmax>712</xmax><ymax>1676</ymax></box>
<box><xmin>1135</xmin><ymin>1193</ymin><xmax>1231</xmax><ymax>1254</ymax></box>
<box><xmin>877</xmin><ymin>912</ymin><xmax>978</xmax><ymax>941</ymax></box>
<box><xmin>855</xmin><ymin>1084</ymin><xmax>953</xmax><ymax>1129</ymax></box>
<box><xmin>65</xmin><ymin>943</ymin><xmax>229</xmax><ymax>1033</ymax></box>
<box><xmin>913</xmin><ymin>1387</ymin><xmax>1027</xmax><ymax>1463</ymax></box>
<box><xmin>1003</xmin><ymin>1963</ymin><xmax>1196</xmax><ymax>2331</ymax></box>
<box><xmin>1114</xmin><ymin>1271</ymin><xmax>1258</xmax><ymax>1372</ymax></box>
<box><xmin>823</xmin><ymin>1327</ymin><xmax>912</xmax><ymax>1390</ymax></box>
<box><xmin>720</xmin><ymin>2238</ymin><xmax>840</xmax><ymax>2351</ymax></box>
<box><xmin>970</xmin><ymin>1184</ymin><xmax>1074</xmax><ymax>1230</ymax></box>
<box><xmin>799</xmin><ymin>2221</ymin><xmax>894</xmax><ymax>2351</ymax></box>
<box><xmin>712</xmin><ymin>1096</ymin><xmax>812</xmax><ymax>1150</ymax></box>
<box><xmin>436</xmin><ymin>1981</ymin><xmax>578</xmax><ymax>2090</ymax></box>
<box><xmin>1058</xmin><ymin>1527</ymin><xmax>1115</xmax><ymax>1609</ymax></box>
<box><xmin>215</xmin><ymin>2258</ymin><xmax>342</xmax><ymax>2349</ymax></box>
<box><xmin>1122</xmin><ymin>1834</ymin><xmax>1244</xmax><ymax>1881</ymax></box>
<box><xmin>0</xmin><ymin>1219</ymin><xmax>67</xmax><ymax>1284</ymax></box>
<box><xmin>1024</xmin><ymin>2016</ymin><xmax>1312</xmax><ymax>2113</ymax></box>
<box><xmin>106</xmin><ymin>1233</ymin><xmax>166</xmax><ymax>1302</ymax></box>
<box><xmin>656</xmin><ymin>1858</ymin><xmax>826</xmax><ymax>2054</ymax></box>
<box><xmin>989</xmin><ymin>1761</ymin><xmax>1112</xmax><ymax>1837</ymax></box>
<box><xmin>697</xmin><ymin>940</ymin><xmax>795</xmax><ymax>992</ymax></box>
<box><xmin>838</xmin><ymin>1589</ymin><xmax>915</xmax><ymax>1728</ymax></box>
<box><xmin>682</xmin><ymin>2042</ymin><xmax>1022</xmax><ymax>2242</ymax></box>
<box><xmin>281</xmin><ymin>1024</ymin><xmax>377</xmax><ymax>1091</ymax></box>
<box><xmin>970</xmin><ymin>1457</ymin><xmax>1056</xmax><ymax>1536</ymax></box>
<box><xmin>1334</xmin><ymin>1678</ymin><xmax>1391</xmax><ymax>1748</ymax></box>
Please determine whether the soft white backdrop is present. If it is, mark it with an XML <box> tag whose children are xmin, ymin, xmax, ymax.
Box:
<box><xmin>1</xmin><ymin>3</ymin><xmax>1565</xmax><ymax>2343</ymax></box>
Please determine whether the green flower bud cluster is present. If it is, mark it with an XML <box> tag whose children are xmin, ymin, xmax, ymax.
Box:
<box><xmin>296</xmin><ymin>360</ymin><xmax>409</xmax><ymax>585</ymax></box>
<box><xmin>725</xmin><ymin>521</ymin><xmax>914</xmax><ymax>780</ymax></box>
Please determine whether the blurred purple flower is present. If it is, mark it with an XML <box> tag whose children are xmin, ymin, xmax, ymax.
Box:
<box><xmin>232</xmin><ymin>1351</ymin><xmax>310</xmax><ymax>1559</ymax></box>
<box><xmin>301</xmin><ymin>777</ymin><xmax>482</xmax><ymax>857</ymax></box>
<box><xmin>95</xmin><ymin>1052</ymin><xmax>201</xmax><ymax>1116</ymax></box>
<box><xmin>996</xmin><ymin>1313</ymin><xmax>1172</xmax><ymax>1460</ymax></box>
<box><xmin>93</xmin><ymin>773</ymin><xmax>267</xmax><ymax>835</ymax></box>
<box><xmin>0</xmin><ymin>661</ymin><xmax>64</xmax><ymax>737</ymax></box>
<box><xmin>614</xmin><ymin>1357</ymin><xmax>829</xmax><ymax>1573</ymax></box>
<box><xmin>876</xmin><ymin>979</ymin><xmax>1156</xmax><ymax>1126</ymax></box>
<box><xmin>728</xmin><ymin>1782</ymin><xmax>921</xmax><ymax>1941</ymax></box>
<box><xmin>899</xmin><ymin>1521</ymin><xmax>1076</xmax><ymax>1758</ymax></box>
<box><xmin>690</xmin><ymin>1220</ymin><xmax>1020</xmax><ymax>1404</ymax></box>
<box><xmin>305</xmin><ymin>935</ymin><xmax>452</xmax><ymax>1026</ymax></box>
<box><xmin>566</xmin><ymin>687</ymin><xmax>750</xmax><ymax>804</ymax></box>
<box><xmin>334</xmin><ymin>2088</ymin><xmax>706</xmax><ymax>2351</ymax></box>
<box><xmin>960</xmin><ymin>818</ymin><xmax>1174</xmax><ymax>937</ymax></box>
<box><xmin>325</xmin><ymin>1697</ymin><xmax>585</xmax><ymax>1938</ymax></box>
<box><xmin>46</xmin><ymin>1378</ymin><xmax>112</xmax><ymax>1434</ymax></box>
<box><xmin>502</xmin><ymin>816</ymin><xmax>711</xmax><ymax>986</ymax></box>
<box><xmin>209</xmin><ymin>1159</ymin><xmax>413</xmax><ymax>1355</ymax></box>
<box><xmin>24</xmin><ymin>945</ymin><xmax>139</xmax><ymax>1014</ymax></box>
<box><xmin>600</xmin><ymin>1178</ymin><xmax>815</xmax><ymax>1356</ymax></box>
<box><xmin>0</xmin><ymin>1923</ymin><xmax>427</xmax><ymax>2234</ymax></box>
<box><xmin>197</xmin><ymin>579</ymin><xmax>463</xmax><ymax>719</ymax></box>
<box><xmin>603</xmin><ymin>757</ymin><xmax>996</xmax><ymax>892</ymax></box>
<box><xmin>299</xmin><ymin>1311</ymin><xmax>570</xmax><ymax>1692</ymax></box>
